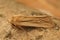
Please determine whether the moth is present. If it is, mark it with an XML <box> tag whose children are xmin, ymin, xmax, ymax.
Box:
<box><xmin>10</xmin><ymin>15</ymin><xmax>55</xmax><ymax>28</ymax></box>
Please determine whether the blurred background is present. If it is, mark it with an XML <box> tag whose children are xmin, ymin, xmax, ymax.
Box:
<box><xmin>16</xmin><ymin>0</ymin><xmax>60</xmax><ymax>18</ymax></box>
<box><xmin>0</xmin><ymin>0</ymin><xmax>60</xmax><ymax>40</ymax></box>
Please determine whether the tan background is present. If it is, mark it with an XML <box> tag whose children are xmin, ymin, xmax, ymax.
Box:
<box><xmin>0</xmin><ymin>0</ymin><xmax>60</xmax><ymax>40</ymax></box>
<box><xmin>16</xmin><ymin>0</ymin><xmax>60</xmax><ymax>18</ymax></box>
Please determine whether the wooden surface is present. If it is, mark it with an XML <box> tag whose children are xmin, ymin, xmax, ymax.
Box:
<box><xmin>16</xmin><ymin>0</ymin><xmax>60</xmax><ymax>18</ymax></box>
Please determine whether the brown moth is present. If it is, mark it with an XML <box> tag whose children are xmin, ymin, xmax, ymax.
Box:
<box><xmin>10</xmin><ymin>15</ymin><xmax>55</xmax><ymax>28</ymax></box>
